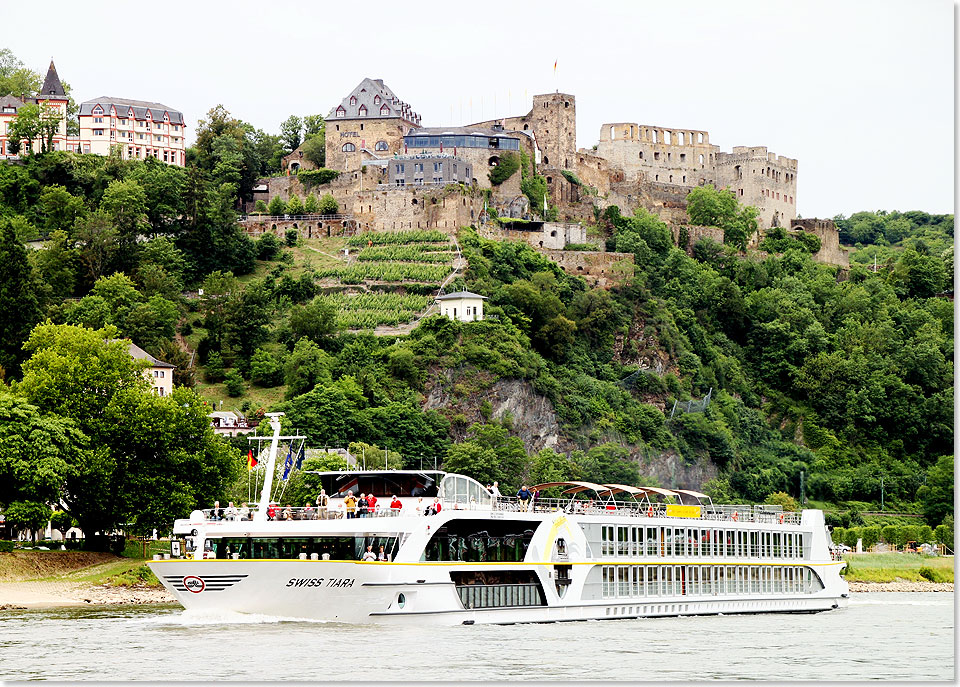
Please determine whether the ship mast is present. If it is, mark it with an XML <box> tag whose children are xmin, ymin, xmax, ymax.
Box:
<box><xmin>255</xmin><ymin>413</ymin><xmax>285</xmax><ymax>522</ymax></box>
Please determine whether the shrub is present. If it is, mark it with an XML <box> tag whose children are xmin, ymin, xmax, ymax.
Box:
<box><xmin>285</xmin><ymin>229</ymin><xmax>299</xmax><ymax>247</ymax></box>
<box><xmin>298</xmin><ymin>168</ymin><xmax>341</xmax><ymax>187</ymax></box>
<box><xmin>304</xmin><ymin>193</ymin><xmax>319</xmax><ymax>214</ymax></box>
<box><xmin>254</xmin><ymin>200</ymin><xmax>268</xmax><ymax>215</ymax></box>
<box><xmin>318</xmin><ymin>194</ymin><xmax>339</xmax><ymax>215</ymax></box>
<box><xmin>561</xmin><ymin>170</ymin><xmax>582</xmax><ymax>186</ymax></box>
<box><xmin>919</xmin><ymin>566</ymin><xmax>951</xmax><ymax>583</ymax></box>
<box><xmin>489</xmin><ymin>152</ymin><xmax>520</xmax><ymax>185</ymax></box>
<box><xmin>256</xmin><ymin>232</ymin><xmax>281</xmax><ymax>260</ymax></box>
<box><xmin>0</xmin><ymin>540</ymin><xmax>15</xmax><ymax>552</ymax></box>
<box><xmin>286</xmin><ymin>194</ymin><xmax>304</xmax><ymax>215</ymax></box>
<box><xmin>205</xmin><ymin>352</ymin><xmax>226</xmax><ymax>383</ymax></box>
<box><xmin>267</xmin><ymin>195</ymin><xmax>286</xmax><ymax>216</ymax></box>
<box><xmin>764</xmin><ymin>491</ymin><xmax>800</xmax><ymax>512</ymax></box>
<box><xmin>224</xmin><ymin>370</ymin><xmax>244</xmax><ymax>396</ymax></box>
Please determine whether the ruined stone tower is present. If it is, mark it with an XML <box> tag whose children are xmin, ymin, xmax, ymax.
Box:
<box><xmin>531</xmin><ymin>93</ymin><xmax>577</xmax><ymax>169</ymax></box>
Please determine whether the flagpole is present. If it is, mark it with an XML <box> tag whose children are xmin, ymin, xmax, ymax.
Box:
<box><xmin>253</xmin><ymin>414</ymin><xmax>284</xmax><ymax>521</ymax></box>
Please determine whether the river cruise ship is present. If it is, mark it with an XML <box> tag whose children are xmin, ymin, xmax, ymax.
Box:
<box><xmin>149</xmin><ymin>414</ymin><xmax>848</xmax><ymax>625</ymax></box>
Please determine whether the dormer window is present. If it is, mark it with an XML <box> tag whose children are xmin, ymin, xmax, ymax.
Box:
<box><xmin>350</xmin><ymin>96</ymin><xmax>357</xmax><ymax>106</ymax></box>
<box><xmin>358</xmin><ymin>105</ymin><xmax>367</xmax><ymax>117</ymax></box>
<box><xmin>380</xmin><ymin>104</ymin><xmax>390</xmax><ymax>116</ymax></box>
<box><xmin>93</xmin><ymin>106</ymin><xmax>103</xmax><ymax>115</ymax></box>
<box><xmin>336</xmin><ymin>106</ymin><xmax>345</xmax><ymax>117</ymax></box>
<box><xmin>374</xmin><ymin>95</ymin><xmax>381</xmax><ymax>105</ymax></box>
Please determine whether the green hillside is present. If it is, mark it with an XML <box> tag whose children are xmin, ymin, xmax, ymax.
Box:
<box><xmin>0</xmin><ymin>131</ymin><xmax>952</xmax><ymax>548</ymax></box>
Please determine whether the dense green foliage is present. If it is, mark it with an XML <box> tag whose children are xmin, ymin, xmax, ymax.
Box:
<box><xmin>0</xmin><ymin>325</ymin><xmax>239</xmax><ymax>545</ymax></box>
<box><xmin>488</xmin><ymin>151</ymin><xmax>520</xmax><ymax>185</ymax></box>
<box><xmin>297</xmin><ymin>169</ymin><xmax>341</xmax><ymax>187</ymax></box>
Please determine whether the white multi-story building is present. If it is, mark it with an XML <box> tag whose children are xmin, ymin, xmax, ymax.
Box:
<box><xmin>78</xmin><ymin>97</ymin><xmax>186</xmax><ymax>166</ymax></box>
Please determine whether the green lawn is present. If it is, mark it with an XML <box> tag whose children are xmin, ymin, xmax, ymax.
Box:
<box><xmin>841</xmin><ymin>552</ymin><xmax>954</xmax><ymax>583</ymax></box>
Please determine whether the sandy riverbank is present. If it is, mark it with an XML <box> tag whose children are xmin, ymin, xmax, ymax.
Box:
<box><xmin>0</xmin><ymin>581</ymin><xmax>176</xmax><ymax>609</ymax></box>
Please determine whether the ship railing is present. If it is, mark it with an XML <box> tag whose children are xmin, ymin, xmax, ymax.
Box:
<box><xmin>200</xmin><ymin>505</ymin><xmax>411</xmax><ymax>521</ymax></box>
<box><xmin>489</xmin><ymin>498</ymin><xmax>802</xmax><ymax>524</ymax></box>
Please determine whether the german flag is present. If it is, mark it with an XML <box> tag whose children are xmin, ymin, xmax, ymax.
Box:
<box><xmin>247</xmin><ymin>449</ymin><xmax>258</xmax><ymax>471</ymax></box>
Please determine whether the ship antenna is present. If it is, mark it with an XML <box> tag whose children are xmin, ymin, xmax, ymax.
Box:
<box><xmin>254</xmin><ymin>412</ymin><xmax>285</xmax><ymax>521</ymax></box>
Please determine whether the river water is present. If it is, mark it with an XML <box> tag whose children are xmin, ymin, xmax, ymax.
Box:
<box><xmin>0</xmin><ymin>593</ymin><xmax>953</xmax><ymax>681</ymax></box>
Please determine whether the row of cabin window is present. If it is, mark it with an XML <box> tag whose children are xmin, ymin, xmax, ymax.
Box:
<box><xmin>90</xmin><ymin>117</ymin><xmax>180</xmax><ymax>131</ymax></box>
<box><xmin>600</xmin><ymin>564</ymin><xmax>823</xmax><ymax>599</ymax></box>
<box><xmin>598</xmin><ymin>525</ymin><xmax>804</xmax><ymax>559</ymax></box>
<box><xmin>395</xmin><ymin>162</ymin><xmax>453</xmax><ymax>173</ymax></box>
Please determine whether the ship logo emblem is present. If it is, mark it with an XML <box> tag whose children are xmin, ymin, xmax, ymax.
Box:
<box><xmin>166</xmin><ymin>574</ymin><xmax>248</xmax><ymax>594</ymax></box>
<box><xmin>182</xmin><ymin>575</ymin><xmax>206</xmax><ymax>593</ymax></box>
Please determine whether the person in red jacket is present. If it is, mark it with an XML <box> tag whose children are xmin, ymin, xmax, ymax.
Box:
<box><xmin>266</xmin><ymin>502</ymin><xmax>278</xmax><ymax>520</ymax></box>
<box><xmin>390</xmin><ymin>495</ymin><xmax>403</xmax><ymax>515</ymax></box>
<box><xmin>367</xmin><ymin>493</ymin><xmax>378</xmax><ymax>515</ymax></box>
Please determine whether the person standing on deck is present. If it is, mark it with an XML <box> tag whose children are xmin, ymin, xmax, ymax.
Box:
<box><xmin>390</xmin><ymin>495</ymin><xmax>402</xmax><ymax>515</ymax></box>
<box><xmin>316</xmin><ymin>489</ymin><xmax>329</xmax><ymax>519</ymax></box>
<box><xmin>344</xmin><ymin>491</ymin><xmax>357</xmax><ymax>519</ymax></box>
<box><xmin>517</xmin><ymin>486</ymin><xmax>532</xmax><ymax>511</ymax></box>
<box><xmin>357</xmin><ymin>493</ymin><xmax>369</xmax><ymax>518</ymax></box>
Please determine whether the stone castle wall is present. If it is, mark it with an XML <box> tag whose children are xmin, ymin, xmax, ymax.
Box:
<box><xmin>789</xmin><ymin>218</ymin><xmax>849</xmax><ymax>267</ymax></box>
<box><xmin>478</xmin><ymin>222</ymin><xmax>588</xmax><ymax>250</ymax></box>
<box><xmin>542</xmin><ymin>249</ymin><xmax>635</xmax><ymax>288</ymax></box>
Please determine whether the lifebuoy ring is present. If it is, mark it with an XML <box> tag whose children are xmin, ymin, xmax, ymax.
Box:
<box><xmin>647</xmin><ymin>506</ymin><xmax>654</xmax><ymax>517</ymax></box>
<box><xmin>731</xmin><ymin>511</ymin><xmax>739</xmax><ymax>522</ymax></box>
<box><xmin>778</xmin><ymin>513</ymin><xmax>784</xmax><ymax>524</ymax></box>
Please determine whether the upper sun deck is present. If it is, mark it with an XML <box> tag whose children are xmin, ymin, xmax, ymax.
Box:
<box><xmin>187</xmin><ymin>495</ymin><xmax>802</xmax><ymax>530</ymax></box>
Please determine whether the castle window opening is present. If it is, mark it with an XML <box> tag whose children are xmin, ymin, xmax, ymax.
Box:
<box><xmin>669</xmin><ymin>175</ymin><xmax>673</xmax><ymax>183</ymax></box>
<box><xmin>699</xmin><ymin>154</ymin><xmax>704</xmax><ymax>165</ymax></box>
<box><xmin>523</xmin><ymin>124</ymin><xmax>529</xmax><ymax>130</ymax></box>
<box><xmin>543</xmin><ymin>156</ymin><xmax>549</xmax><ymax>164</ymax></box>
<box><xmin>682</xmin><ymin>175</ymin><xmax>686</xmax><ymax>183</ymax></box>
<box><xmin>375</xmin><ymin>140</ymin><xmax>389</xmax><ymax>151</ymax></box>
<box><xmin>564</xmin><ymin>101</ymin><xmax>569</xmax><ymax>108</ymax></box>
<box><xmin>488</xmin><ymin>156</ymin><xmax>500</xmax><ymax>167</ymax></box>
<box><xmin>412</xmin><ymin>198</ymin><xmax>418</xmax><ymax>205</ymax></box>
<box><xmin>654</xmin><ymin>152</ymin><xmax>660</xmax><ymax>160</ymax></box>
<box><xmin>680</xmin><ymin>153</ymin><xmax>686</xmax><ymax>162</ymax></box>
<box><xmin>550</xmin><ymin>230</ymin><xmax>557</xmax><ymax>237</ymax></box>
<box><xmin>342</xmin><ymin>142</ymin><xmax>356</xmax><ymax>152</ymax></box>
<box><xmin>667</xmin><ymin>152</ymin><xmax>672</xmax><ymax>161</ymax></box>
<box><xmin>547</xmin><ymin>176</ymin><xmax>553</xmax><ymax>183</ymax></box>
<box><xmin>678</xmin><ymin>132</ymin><xmax>685</xmax><ymax>145</ymax></box>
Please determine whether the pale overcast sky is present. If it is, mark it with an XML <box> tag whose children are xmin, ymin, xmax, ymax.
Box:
<box><xmin>4</xmin><ymin>0</ymin><xmax>954</xmax><ymax>218</ymax></box>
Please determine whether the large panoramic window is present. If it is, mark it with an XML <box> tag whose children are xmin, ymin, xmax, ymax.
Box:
<box><xmin>422</xmin><ymin>519</ymin><xmax>537</xmax><ymax>562</ymax></box>
<box><xmin>210</xmin><ymin>535</ymin><xmax>400</xmax><ymax>561</ymax></box>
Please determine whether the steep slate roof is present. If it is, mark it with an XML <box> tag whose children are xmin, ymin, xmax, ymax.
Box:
<box><xmin>124</xmin><ymin>341</ymin><xmax>176</xmax><ymax>369</ymax></box>
<box><xmin>79</xmin><ymin>97</ymin><xmax>185</xmax><ymax>125</ymax></box>
<box><xmin>436</xmin><ymin>291</ymin><xmax>487</xmax><ymax>301</ymax></box>
<box><xmin>0</xmin><ymin>95</ymin><xmax>25</xmax><ymax>111</ymax></box>
<box><xmin>38</xmin><ymin>60</ymin><xmax>66</xmax><ymax>98</ymax></box>
<box><xmin>328</xmin><ymin>78</ymin><xmax>421</xmax><ymax>124</ymax></box>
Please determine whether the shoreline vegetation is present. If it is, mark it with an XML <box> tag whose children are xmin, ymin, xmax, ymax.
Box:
<box><xmin>0</xmin><ymin>551</ymin><xmax>952</xmax><ymax>610</ymax></box>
